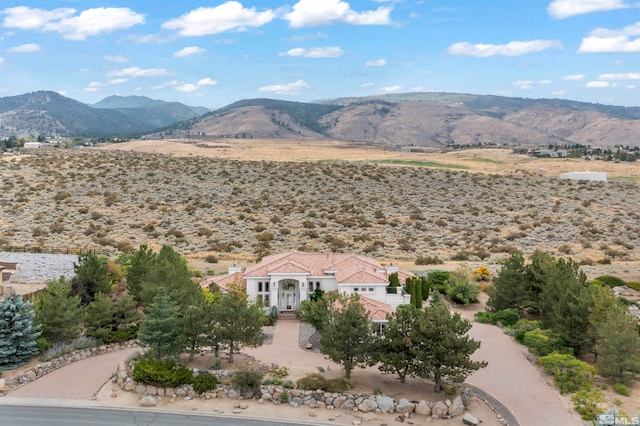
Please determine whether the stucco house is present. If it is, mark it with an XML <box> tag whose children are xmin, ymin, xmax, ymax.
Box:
<box><xmin>199</xmin><ymin>251</ymin><xmax>412</xmax><ymax>320</ymax></box>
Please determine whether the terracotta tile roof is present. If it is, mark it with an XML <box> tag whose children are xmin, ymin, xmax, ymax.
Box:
<box><xmin>360</xmin><ymin>296</ymin><xmax>395</xmax><ymax>321</ymax></box>
<box><xmin>199</xmin><ymin>272</ymin><xmax>244</xmax><ymax>292</ymax></box>
<box><xmin>335</xmin><ymin>266</ymin><xmax>388</xmax><ymax>284</ymax></box>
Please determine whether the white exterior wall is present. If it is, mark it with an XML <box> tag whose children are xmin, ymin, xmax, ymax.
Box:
<box><xmin>559</xmin><ymin>171</ymin><xmax>607</xmax><ymax>182</ymax></box>
<box><xmin>338</xmin><ymin>283</ymin><xmax>387</xmax><ymax>303</ymax></box>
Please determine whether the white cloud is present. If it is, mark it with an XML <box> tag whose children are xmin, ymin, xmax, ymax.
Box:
<box><xmin>586</xmin><ymin>81</ymin><xmax>611</xmax><ymax>88</ymax></box>
<box><xmin>598</xmin><ymin>72</ymin><xmax>640</xmax><ymax>80</ymax></box>
<box><xmin>447</xmin><ymin>40</ymin><xmax>562</xmax><ymax>57</ymax></box>
<box><xmin>197</xmin><ymin>78</ymin><xmax>218</xmax><ymax>86</ymax></box>
<box><xmin>579</xmin><ymin>22</ymin><xmax>640</xmax><ymax>52</ymax></box>
<box><xmin>563</xmin><ymin>74</ymin><xmax>586</xmax><ymax>80</ymax></box>
<box><xmin>279</xmin><ymin>46</ymin><xmax>343</xmax><ymax>58</ymax></box>
<box><xmin>365</xmin><ymin>58</ymin><xmax>386</xmax><ymax>66</ymax></box>
<box><xmin>173</xmin><ymin>46</ymin><xmax>205</xmax><ymax>58</ymax></box>
<box><xmin>547</xmin><ymin>0</ymin><xmax>632</xmax><ymax>19</ymax></box>
<box><xmin>360</xmin><ymin>82</ymin><xmax>374</xmax><ymax>88</ymax></box>
<box><xmin>83</xmin><ymin>78</ymin><xmax>127</xmax><ymax>92</ymax></box>
<box><xmin>552</xmin><ymin>90</ymin><xmax>567</xmax><ymax>95</ymax></box>
<box><xmin>379</xmin><ymin>85</ymin><xmax>403</xmax><ymax>93</ymax></box>
<box><xmin>7</xmin><ymin>43</ymin><xmax>41</xmax><ymax>53</ymax></box>
<box><xmin>104</xmin><ymin>54</ymin><xmax>128</xmax><ymax>63</ymax></box>
<box><xmin>283</xmin><ymin>0</ymin><xmax>392</xmax><ymax>28</ymax></box>
<box><xmin>2</xmin><ymin>7</ymin><xmax>145</xmax><ymax>40</ymax></box>
<box><xmin>513</xmin><ymin>80</ymin><xmax>534</xmax><ymax>89</ymax></box>
<box><xmin>175</xmin><ymin>84</ymin><xmax>199</xmax><ymax>92</ymax></box>
<box><xmin>0</xmin><ymin>57</ymin><xmax>4</xmax><ymax>64</ymax></box>
<box><xmin>447</xmin><ymin>40</ymin><xmax>562</xmax><ymax>58</ymax></box>
<box><xmin>106</xmin><ymin>66</ymin><xmax>169</xmax><ymax>78</ymax></box>
<box><xmin>540</xmin><ymin>79</ymin><xmax>552</xmax><ymax>84</ymax></box>
<box><xmin>162</xmin><ymin>2</ymin><xmax>274</xmax><ymax>36</ymax></box>
<box><xmin>258</xmin><ymin>79</ymin><xmax>311</xmax><ymax>95</ymax></box>
<box><xmin>1</xmin><ymin>6</ymin><xmax>74</xmax><ymax>30</ymax></box>
<box><xmin>626</xmin><ymin>84</ymin><xmax>636</xmax><ymax>88</ymax></box>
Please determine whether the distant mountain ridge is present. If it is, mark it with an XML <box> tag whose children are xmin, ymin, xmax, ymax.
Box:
<box><xmin>1</xmin><ymin>90</ymin><xmax>639</xmax><ymax>147</ymax></box>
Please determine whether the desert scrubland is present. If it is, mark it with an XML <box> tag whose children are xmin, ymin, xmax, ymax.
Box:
<box><xmin>1</xmin><ymin>141</ymin><xmax>638</xmax><ymax>278</ymax></box>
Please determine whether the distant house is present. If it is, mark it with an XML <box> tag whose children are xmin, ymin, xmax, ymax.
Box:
<box><xmin>532</xmin><ymin>149</ymin><xmax>567</xmax><ymax>158</ymax></box>
<box><xmin>200</xmin><ymin>251</ymin><xmax>412</xmax><ymax>320</ymax></box>
<box><xmin>559</xmin><ymin>171</ymin><xmax>607</xmax><ymax>182</ymax></box>
<box><xmin>23</xmin><ymin>142</ymin><xmax>52</xmax><ymax>149</ymax></box>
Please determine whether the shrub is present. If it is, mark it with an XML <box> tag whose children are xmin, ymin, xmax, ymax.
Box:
<box><xmin>613</xmin><ymin>383</ymin><xmax>631</xmax><ymax>397</ymax></box>
<box><xmin>282</xmin><ymin>380</ymin><xmax>294</xmax><ymax>389</ymax></box>
<box><xmin>572</xmin><ymin>388</ymin><xmax>605</xmax><ymax>421</ymax></box>
<box><xmin>415</xmin><ymin>255</ymin><xmax>444</xmax><ymax>265</ymax></box>
<box><xmin>296</xmin><ymin>373</ymin><xmax>327</xmax><ymax>390</ymax></box>
<box><xmin>625</xmin><ymin>281</ymin><xmax>640</xmax><ymax>291</ymax></box>
<box><xmin>132</xmin><ymin>358</ymin><xmax>192</xmax><ymax>388</ymax></box>
<box><xmin>231</xmin><ymin>368</ymin><xmax>263</xmax><ymax>393</ymax></box>
<box><xmin>512</xmin><ymin>319</ymin><xmax>543</xmax><ymax>342</ymax></box>
<box><xmin>472</xmin><ymin>266</ymin><xmax>492</xmax><ymax>282</ymax></box>
<box><xmin>538</xmin><ymin>352</ymin><xmax>595</xmax><ymax>394</ymax></box>
<box><xmin>594</xmin><ymin>275</ymin><xmax>627</xmax><ymax>288</ymax></box>
<box><xmin>493</xmin><ymin>308</ymin><xmax>520</xmax><ymax>327</ymax></box>
<box><xmin>204</xmin><ymin>255</ymin><xmax>218</xmax><ymax>264</ymax></box>
<box><xmin>446</xmin><ymin>277</ymin><xmax>479</xmax><ymax>305</ymax></box>
<box><xmin>192</xmin><ymin>373</ymin><xmax>219</xmax><ymax>395</ymax></box>
<box><xmin>325</xmin><ymin>377</ymin><xmax>350</xmax><ymax>393</ymax></box>
<box><xmin>426</xmin><ymin>271</ymin><xmax>450</xmax><ymax>294</ymax></box>
<box><xmin>476</xmin><ymin>311</ymin><xmax>494</xmax><ymax>324</ymax></box>
<box><xmin>209</xmin><ymin>359</ymin><xmax>222</xmax><ymax>370</ymax></box>
<box><xmin>522</xmin><ymin>328</ymin><xmax>565</xmax><ymax>356</ymax></box>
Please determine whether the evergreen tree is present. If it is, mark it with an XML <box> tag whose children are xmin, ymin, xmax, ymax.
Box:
<box><xmin>375</xmin><ymin>304</ymin><xmax>420</xmax><ymax>383</ymax></box>
<box><xmin>0</xmin><ymin>292</ymin><xmax>41</xmax><ymax>370</ymax></box>
<box><xmin>588</xmin><ymin>286</ymin><xmax>622</xmax><ymax>362</ymax></box>
<box><xmin>85</xmin><ymin>292</ymin><xmax>140</xmax><ymax>342</ymax></box>
<box><xmin>180</xmin><ymin>291</ymin><xmax>211</xmax><ymax>362</ymax></box>
<box><xmin>420</xmin><ymin>276</ymin><xmax>430</xmax><ymax>301</ymax></box>
<box><xmin>406</xmin><ymin>279</ymin><xmax>416</xmax><ymax>306</ymax></box>
<box><xmin>411</xmin><ymin>301</ymin><xmax>487</xmax><ymax>392</ymax></box>
<box><xmin>487</xmin><ymin>252</ymin><xmax>529</xmax><ymax>312</ymax></box>
<box><xmin>210</xmin><ymin>289</ymin><xmax>264</xmax><ymax>363</ymax></box>
<box><xmin>126</xmin><ymin>244</ymin><xmax>157</xmax><ymax>304</ymax></box>
<box><xmin>593</xmin><ymin>302</ymin><xmax>640</xmax><ymax>383</ymax></box>
<box><xmin>35</xmin><ymin>277</ymin><xmax>83</xmax><ymax>343</ymax></box>
<box><xmin>388</xmin><ymin>272</ymin><xmax>400</xmax><ymax>293</ymax></box>
<box><xmin>137</xmin><ymin>288</ymin><xmax>181</xmax><ymax>359</ymax></box>
<box><xmin>319</xmin><ymin>293</ymin><xmax>376</xmax><ymax>378</ymax></box>
<box><xmin>413</xmin><ymin>278</ymin><xmax>423</xmax><ymax>308</ymax></box>
<box><xmin>525</xmin><ymin>250</ymin><xmax>555</xmax><ymax>312</ymax></box>
<box><xmin>71</xmin><ymin>252</ymin><xmax>110</xmax><ymax>304</ymax></box>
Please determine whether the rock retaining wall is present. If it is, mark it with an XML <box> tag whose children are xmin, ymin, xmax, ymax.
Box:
<box><xmin>0</xmin><ymin>341</ymin><xmax>138</xmax><ymax>396</ymax></box>
<box><xmin>116</xmin><ymin>362</ymin><xmax>477</xmax><ymax>421</ymax></box>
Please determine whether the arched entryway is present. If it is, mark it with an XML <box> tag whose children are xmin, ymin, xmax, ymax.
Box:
<box><xmin>278</xmin><ymin>278</ymin><xmax>300</xmax><ymax>311</ymax></box>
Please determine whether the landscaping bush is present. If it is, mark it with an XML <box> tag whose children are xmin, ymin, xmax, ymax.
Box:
<box><xmin>282</xmin><ymin>380</ymin><xmax>294</xmax><ymax>389</ymax></box>
<box><xmin>132</xmin><ymin>358</ymin><xmax>192</xmax><ymax>388</ymax></box>
<box><xmin>231</xmin><ymin>368</ymin><xmax>263</xmax><ymax>393</ymax></box>
<box><xmin>472</xmin><ymin>266</ymin><xmax>492</xmax><ymax>282</ymax></box>
<box><xmin>325</xmin><ymin>377</ymin><xmax>350</xmax><ymax>393</ymax></box>
<box><xmin>296</xmin><ymin>373</ymin><xmax>327</xmax><ymax>390</ymax></box>
<box><xmin>613</xmin><ymin>383</ymin><xmax>631</xmax><ymax>397</ymax></box>
<box><xmin>446</xmin><ymin>278</ymin><xmax>479</xmax><ymax>305</ymax></box>
<box><xmin>426</xmin><ymin>271</ymin><xmax>450</xmax><ymax>294</ymax></box>
<box><xmin>493</xmin><ymin>308</ymin><xmax>520</xmax><ymax>327</ymax></box>
<box><xmin>538</xmin><ymin>352</ymin><xmax>595</xmax><ymax>394</ymax></box>
<box><xmin>626</xmin><ymin>281</ymin><xmax>640</xmax><ymax>291</ymax></box>
<box><xmin>476</xmin><ymin>311</ymin><xmax>494</xmax><ymax>324</ymax></box>
<box><xmin>594</xmin><ymin>275</ymin><xmax>627</xmax><ymax>288</ymax></box>
<box><xmin>522</xmin><ymin>328</ymin><xmax>565</xmax><ymax>356</ymax></box>
<box><xmin>512</xmin><ymin>319</ymin><xmax>543</xmax><ymax>342</ymax></box>
<box><xmin>192</xmin><ymin>373</ymin><xmax>219</xmax><ymax>395</ymax></box>
<box><xmin>204</xmin><ymin>255</ymin><xmax>218</xmax><ymax>264</ymax></box>
<box><xmin>572</xmin><ymin>388</ymin><xmax>605</xmax><ymax>421</ymax></box>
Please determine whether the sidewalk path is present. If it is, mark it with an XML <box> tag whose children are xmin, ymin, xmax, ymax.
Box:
<box><xmin>8</xmin><ymin>347</ymin><xmax>140</xmax><ymax>400</ymax></box>
<box><xmin>467</xmin><ymin>322</ymin><xmax>581</xmax><ymax>426</ymax></box>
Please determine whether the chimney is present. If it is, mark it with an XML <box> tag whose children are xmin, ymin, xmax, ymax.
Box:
<box><xmin>228</xmin><ymin>264</ymin><xmax>241</xmax><ymax>274</ymax></box>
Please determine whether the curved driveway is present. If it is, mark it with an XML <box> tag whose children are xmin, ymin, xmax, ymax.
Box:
<box><xmin>467</xmin><ymin>322</ymin><xmax>581</xmax><ymax>426</ymax></box>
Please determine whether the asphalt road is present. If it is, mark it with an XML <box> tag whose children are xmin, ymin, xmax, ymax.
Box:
<box><xmin>0</xmin><ymin>405</ymin><xmax>321</xmax><ymax>426</ymax></box>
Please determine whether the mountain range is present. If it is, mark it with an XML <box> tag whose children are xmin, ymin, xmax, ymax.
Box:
<box><xmin>1</xmin><ymin>90</ymin><xmax>639</xmax><ymax>147</ymax></box>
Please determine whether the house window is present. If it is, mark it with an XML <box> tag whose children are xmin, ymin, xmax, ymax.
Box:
<box><xmin>369</xmin><ymin>287</ymin><xmax>374</xmax><ymax>292</ymax></box>
<box><xmin>264</xmin><ymin>294</ymin><xmax>270</xmax><ymax>304</ymax></box>
<box><xmin>258</xmin><ymin>282</ymin><xmax>263</xmax><ymax>292</ymax></box>
<box><xmin>265</xmin><ymin>282</ymin><xmax>269</xmax><ymax>292</ymax></box>
<box><xmin>354</xmin><ymin>287</ymin><xmax>359</xmax><ymax>292</ymax></box>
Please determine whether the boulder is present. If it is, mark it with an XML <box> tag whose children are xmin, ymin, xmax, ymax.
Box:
<box><xmin>341</xmin><ymin>399</ymin><xmax>355</xmax><ymax>411</ymax></box>
<box><xmin>462</xmin><ymin>413</ymin><xmax>480</xmax><ymax>426</ymax></box>
<box><xmin>415</xmin><ymin>400</ymin><xmax>431</xmax><ymax>416</ymax></box>
<box><xmin>431</xmin><ymin>401</ymin><xmax>448</xmax><ymax>418</ymax></box>
<box><xmin>357</xmin><ymin>399</ymin><xmax>378</xmax><ymax>413</ymax></box>
<box><xmin>333</xmin><ymin>396</ymin><xmax>347</xmax><ymax>408</ymax></box>
<box><xmin>448</xmin><ymin>395</ymin><xmax>465</xmax><ymax>417</ymax></box>
<box><xmin>146</xmin><ymin>385</ymin><xmax>157</xmax><ymax>395</ymax></box>
<box><xmin>135</xmin><ymin>384</ymin><xmax>146</xmax><ymax>394</ymax></box>
<box><xmin>376</xmin><ymin>396</ymin><xmax>395</xmax><ymax>413</ymax></box>
<box><xmin>395</xmin><ymin>398</ymin><xmax>415</xmax><ymax>414</ymax></box>
<box><xmin>139</xmin><ymin>395</ymin><xmax>157</xmax><ymax>407</ymax></box>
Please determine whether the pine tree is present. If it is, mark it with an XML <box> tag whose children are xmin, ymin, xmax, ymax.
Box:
<box><xmin>180</xmin><ymin>292</ymin><xmax>211</xmax><ymax>362</ymax></box>
<box><xmin>487</xmin><ymin>252</ymin><xmax>529</xmax><ymax>312</ymax></box>
<box><xmin>420</xmin><ymin>276</ymin><xmax>430</xmax><ymax>301</ymax></box>
<box><xmin>71</xmin><ymin>252</ymin><xmax>110</xmax><ymax>305</ymax></box>
<box><xmin>35</xmin><ymin>277</ymin><xmax>83</xmax><ymax>344</ymax></box>
<box><xmin>375</xmin><ymin>304</ymin><xmax>420</xmax><ymax>383</ymax></box>
<box><xmin>0</xmin><ymin>292</ymin><xmax>41</xmax><ymax>370</ymax></box>
<box><xmin>594</xmin><ymin>302</ymin><xmax>640</xmax><ymax>383</ymax></box>
<box><xmin>137</xmin><ymin>288</ymin><xmax>181</xmax><ymax>359</ymax></box>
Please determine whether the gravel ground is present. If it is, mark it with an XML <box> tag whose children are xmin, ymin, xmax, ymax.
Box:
<box><xmin>0</xmin><ymin>252</ymin><xmax>77</xmax><ymax>284</ymax></box>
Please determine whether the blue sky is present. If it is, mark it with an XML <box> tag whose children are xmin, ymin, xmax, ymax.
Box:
<box><xmin>0</xmin><ymin>0</ymin><xmax>639</xmax><ymax>108</ymax></box>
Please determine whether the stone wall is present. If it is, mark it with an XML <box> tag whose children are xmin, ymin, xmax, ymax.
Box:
<box><xmin>116</xmin><ymin>362</ymin><xmax>479</xmax><ymax>421</ymax></box>
<box><xmin>0</xmin><ymin>341</ymin><xmax>137</xmax><ymax>396</ymax></box>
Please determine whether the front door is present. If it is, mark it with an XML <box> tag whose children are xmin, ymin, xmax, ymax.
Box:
<box><xmin>278</xmin><ymin>279</ymin><xmax>299</xmax><ymax>311</ymax></box>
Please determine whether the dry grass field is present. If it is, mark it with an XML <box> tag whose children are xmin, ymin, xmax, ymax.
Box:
<box><xmin>1</xmin><ymin>139</ymin><xmax>639</xmax><ymax>281</ymax></box>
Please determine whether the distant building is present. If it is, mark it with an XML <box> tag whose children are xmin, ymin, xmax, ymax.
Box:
<box><xmin>559</xmin><ymin>171</ymin><xmax>607</xmax><ymax>182</ymax></box>
<box><xmin>23</xmin><ymin>142</ymin><xmax>52</xmax><ymax>149</ymax></box>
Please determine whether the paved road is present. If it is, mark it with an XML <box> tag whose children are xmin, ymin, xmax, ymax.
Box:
<box><xmin>0</xmin><ymin>405</ymin><xmax>321</xmax><ymax>426</ymax></box>
<box><xmin>467</xmin><ymin>322</ymin><xmax>582</xmax><ymax>426</ymax></box>
<box><xmin>9</xmin><ymin>347</ymin><xmax>140</xmax><ymax>399</ymax></box>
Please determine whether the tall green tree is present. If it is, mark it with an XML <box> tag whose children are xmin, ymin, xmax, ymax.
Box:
<box><xmin>85</xmin><ymin>292</ymin><xmax>140</xmax><ymax>342</ymax></box>
<box><xmin>375</xmin><ymin>304</ymin><xmax>420</xmax><ymax>383</ymax></box>
<box><xmin>593</xmin><ymin>302</ymin><xmax>640</xmax><ymax>383</ymax></box>
<box><xmin>319</xmin><ymin>293</ymin><xmax>376</xmax><ymax>378</ymax></box>
<box><xmin>35</xmin><ymin>277</ymin><xmax>83</xmax><ymax>343</ymax></box>
<box><xmin>137</xmin><ymin>288</ymin><xmax>181</xmax><ymax>359</ymax></box>
<box><xmin>126</xmin><ymin>244</ymin><xmax>157</xmax><ymax>304</ymax></box>
<box><xmin>411</xmin><ymin>298</ymin><xmax>487</xmax><ymax>392</ymax></box>
<box><xmin>487</xmin><ymin>252</ymin><xmax>529</xmax><ymax>312</ymax></box>
<box><xmin>211</xmin><ymin>289</ymin><xmax>264</xmax><ymax>363</ymax></box>
<box><xmin>0</xmin><ymin>292</ymin><xmax>41</xmax><ymax>370</ymax></box>
<box><xmin>180</xmin><ymin>291</ymin><xmax>211</xmax><ymax>362</ymax></box>
<box><xmin>525</xmin><ymin>250</ymin><xmax>555</xmax><ymax>312</ymax></box>
<box><xmin>420</xmin><ymin>276</ymin><xmax>430</xmax><ymax>301</ymax></box>
<box><xmin>71</xmin><ymin>252</ymin><xmax>110</xmax><ymax>305</ymax></box>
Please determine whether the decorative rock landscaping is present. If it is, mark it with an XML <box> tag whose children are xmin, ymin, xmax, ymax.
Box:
<box><xmin>114</xmin><ymin>361</ymin><xmax>478</xmax><ymax>420</ymax></box>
